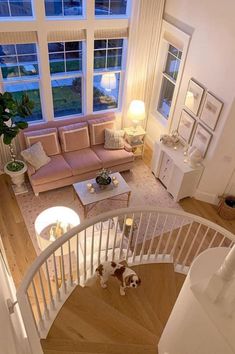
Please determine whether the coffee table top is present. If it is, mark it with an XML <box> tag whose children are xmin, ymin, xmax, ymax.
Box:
<box><xmin>73</xmin><ymin>172</ymin><xmax>131</xmax><ymax>207</ymax></box>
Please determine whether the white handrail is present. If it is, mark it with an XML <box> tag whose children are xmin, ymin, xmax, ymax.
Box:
<box><xmin>16</xmin><ymin>206</ymin><xmax>235</xmax><ymax>354</ymax></box>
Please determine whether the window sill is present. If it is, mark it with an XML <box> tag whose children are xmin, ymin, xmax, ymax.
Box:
<box><xmin>45</xmin><ymin>16</ymin><xmax>85</xmax><ymax>21</ymax></box>
<box><xmin>152</xmin><ymin>110</ymin><xmax>169</xmax><ymax>128</ymax></box>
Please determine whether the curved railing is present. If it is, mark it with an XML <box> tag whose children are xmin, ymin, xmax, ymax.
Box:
<box><xmin>16</xmin><ymin>207</ymin><xmax>235</xmax><ymax>354</ymax></box>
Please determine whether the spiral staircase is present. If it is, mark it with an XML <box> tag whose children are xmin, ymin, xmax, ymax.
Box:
<box><xmin>16</xmin><ymin>207</ymin><xmax>235</xmax><ymax>354</ymax></box>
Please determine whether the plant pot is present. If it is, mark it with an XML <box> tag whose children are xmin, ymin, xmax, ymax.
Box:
<box><xmin>96</xmin><ymin>176</ymin><xmax>111</xmax><ymax>189</ymax></box>
<box><xmin>4</xmin><ymin>160</ymin><xmax>28</xmax><ymax>195</ymax></box>
<box><xmin>218</xmin><ymin>195</ymin><xmax>235</xmax><ymax>220</ymax></box>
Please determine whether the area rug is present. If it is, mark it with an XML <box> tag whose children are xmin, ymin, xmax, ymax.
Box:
<box><xmin>16</xmin><ymin>159</ymin><xmax>183</xmax><ymax>256</ymax></box>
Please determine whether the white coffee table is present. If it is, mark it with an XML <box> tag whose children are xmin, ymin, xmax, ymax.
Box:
<box><xmin>73</xmin><ymin>172</ymin><xmax>131</xmax><ymax>217</ymax></box>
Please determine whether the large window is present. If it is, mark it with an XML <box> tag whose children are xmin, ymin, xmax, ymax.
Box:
<box><xmin>44</xmin><ymin>0</ymin><xmax>83</xmax><ymax>17</ymax></box>
<box><xmin>48</xmin><ymin>41</ymin><xmax>83</xmax><ymax>118</ymax></box>
<box><xmin>0</xmin><ymin>43</ymin><xmax>42</xmax><ymax>122</ymax></box>
<box><xmin>0</xmin><ymin>0</ymin><xmax>33</xmax><ymax>17</ymax></box>
<box><xmin>95</xmin><ymin>0</ymin><xmax>127</xmax><ymax>16</ymax></box>
<box><xmin>157</xmin><ymin>45</ymin><xmax>182</xmax><ymax>119</ymax></box>
<box><xmin>93</xmin><ymin>38</ymin><xmax>124</xmax><ymax>112</ymax></box>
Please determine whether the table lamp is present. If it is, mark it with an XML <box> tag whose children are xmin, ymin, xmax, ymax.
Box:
<box><xmin>101</xmin><ymin>73</ymin><xmax>117</xmax><ymax>92</ymax></box>
<box><xmin>127</xmin><ymin>100</ymin><xmax>145</xmax><ymax>131</ymax></box>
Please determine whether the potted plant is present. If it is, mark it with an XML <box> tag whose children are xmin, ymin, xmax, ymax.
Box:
<box><xmin>0</xmin><ymin>92</ymin><xmax>34</xmax><ymax>193</ymax></box>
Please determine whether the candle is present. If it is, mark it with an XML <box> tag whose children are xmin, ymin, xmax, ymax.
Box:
<box><xmin>112</xmin><ymin>176</ymin><xmax>116</xmax><ymax>181</ymax></box>
<box><xmin>113</xmin><ymin>179</ymin><xmax>119</xmax><ymax>187</ymax></box>
<box><xmin>87</xmin><ymin>183</ymin><xmax>92</xmax><ymax>190</ymax></box>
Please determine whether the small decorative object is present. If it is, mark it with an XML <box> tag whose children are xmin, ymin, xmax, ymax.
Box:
<box><xmin>96</xmin><ymin>168</ymin><xmax>112</xmax><ymax>189</ymax></box>
<box><xmin>113</xmin><ymin>179</ymin><xmax>119</xmax><ymax>187</ymax></box>
<box><xmin>86</xmin><ymin>183</ymin><xmax>92</xmax><ymax>190</ymax></box>
<box><xmin>0</xmin><ymin>92</ymin><xmax>34</xmax><ymax>194</ymax></box>
<box><xmin>177</xmin><ymin>110</ymin><xmax>196</xmax><ymax>143</ymax></box>
<box><xmin>191</xmin><ymin>123</ymin><xmax>212</xmax><ymax>157</ymax></box>
<box><xmin>185</xmin><ymin>79</ymin><xmax>204</xmax><ymax>116</ymax></box>
<box><xmin>187</xmin><ymin>146</ymin><xmax>203</xmax><ymax>168</ymax></box>
<box><xmin>90</xmin><ymin>187</ymin><xmax>95</xmax><ymax>194</ymax></box>
<box><xmin>160</xmin><ymin>131</ymin><xmax>179</xmax><ymax>147</ymax></box>
<box><xmin>218</xmin><ymin>195</ymin><xmax>235</xmax><ymax>220</ymax></box>
<box><xmin>112</xmin><ymin>176</ymin><xmax>116</xmax><ymax>181</ymax></box>
<box><xmin>200</xmin><ymin>92</ymin><xmax>223</xmax><ymax>131</ymax></box>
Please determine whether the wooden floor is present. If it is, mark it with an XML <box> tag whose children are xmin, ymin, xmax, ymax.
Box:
<box><xmin>0</xmin><ymin>144</ymin><xmax>235</xmax><ymax>288</ymax></box>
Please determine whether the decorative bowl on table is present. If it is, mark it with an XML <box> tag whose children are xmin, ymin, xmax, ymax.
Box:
<box><xmin>96</xmin><ymin>168</ymin><xmax>112</xmax><ymax>189</ymax></box>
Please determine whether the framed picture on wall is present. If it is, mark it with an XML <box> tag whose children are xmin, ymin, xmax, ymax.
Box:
<box><xmin>191</xmin><ymin>123</ymin><xmax>212</xmax><ymax>157</ymax></box>
<box><xmin>184</xmin><ymin>79</ymin><xmax>204</xmax><ymax>116</ymax></box>
<box><xmin>177</xmin><ymin>110</ymin><xmax>196</xmax><ymax>143</ymax></box>
<box><xmin>200</xmin><ymin>92</ymin><xmax>223</xmax><ymax>131</ymax></box>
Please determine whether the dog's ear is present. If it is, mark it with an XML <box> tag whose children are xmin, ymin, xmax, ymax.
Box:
<box><xmin>125</xmin><ymin>275</ymin><xmax>132</xmax><ymax>286</ymax></box>
<box><xmin>137</xmin><ymin>278</ymin><xmax>141</xmax><ymax>285</ymax></box>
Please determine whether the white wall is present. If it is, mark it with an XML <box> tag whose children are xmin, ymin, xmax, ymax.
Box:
<box><xmin>147</xmin><ymin>0</ymin><xmax>235</xmax><ymax>203</ymax></box>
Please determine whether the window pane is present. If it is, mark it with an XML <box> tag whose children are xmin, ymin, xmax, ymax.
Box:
<box><xmin>1</xmin><ymin>65</ymin><xmax>19</xmax><ymax>79</ymax></box>
<box><xmin>4</xmin><ymin>81</ymin><xmax>42</xmax><ymax>122</ymax></box>
<box><xmin>9</xmin><ymin>0</ymin><xmax>32</xmax><ymax>16</ymax></box>
<box><xmin>16</xmin><ymin>43</ymin><xmax>36</xmax><ymax>55</ymax></box>
<box><xmin>52</xmin><ymin>77</ymin><xmax>82</xmax><ymax>117</ymax></box>
<box><xmin>44</xmin><ymin>0</ymin><xmax>63</xmax><ymax>16</ymax></box>
<box><xmin>94</xmin><ymin>40</ymin><xmax>107</xmax><ymax>50</ymax></box>
<box><xmin>165</xmin><ymin>53</ymin><xmax>180</xmax><ymax>81</ymax></box>
<box><xmin>94</xmin><ymin>50</ymin><xmax>106</xmax><ymax>70</ymax></box>
<box><xmin>49</xmin><ymin>53</ymin><xmax>65</xmax><ymax>74</ymax></box>
<box><xmin>63</xmin><ymin>0</ymin><xmax>82</xmax><ymax>16</ymax></box>
<box><xmin>95</xmin><ymin>0</ymin><xmax>109</xmax><ymax>15</ymax></box>
<box><xmin>66</xmin><ymin>51</ymin><xmax>82</xmax><ymax>72</ymax></box>
<box><xmin>107</xmin><ymin>49</ymin><xmax>122</xmax><ymax>69</ymax></box>
<box><xmin>65</xmin><ymin>41</ymin><xmax>81</xmax><ymax>51</ymax></box>
<box><xmin>110</xmin><ymin>0</ymin><xmax>127</xmax><ymax>15</ymax></box>
<box><xmin>48</xmin><ymin>42</ymin><xmax>64</xmax><ymax>53</ymax></box>
<box><xmin>0</xmin><ymin>45</ymin><xmax>16</xmax><ymax>56</ymax></box>
<box><xmin>95</xmin><ymin>0</ymin><xmax>127</xmax><ymax>16</ymax></box>
<box><xmin>157</xmin><ymin>77</ymin><xmax>175</xmax><ymax>119</ymax></box>
<box><xmin>44</xmin><ymin>0</ymin><xmax>83</xmax><ymax>16</ymax></box>
<box><xmin>108</xmin><ymin>39</ymin><xmax>123</xmax><ymax>48</ymax></box>
<box><xmin>0</xmin><ymin>2</ymin><xmax>10</xmax><ymax>17</ymax></box>
<box><xmin>93</xmin><ymin>73</ymin><xmax>120</xmax><ymax>112</ymax></box>
<box><xmin>169</xmin><ymin>44</ymin><xmax>182</xmax><ymax>59</ymax></box>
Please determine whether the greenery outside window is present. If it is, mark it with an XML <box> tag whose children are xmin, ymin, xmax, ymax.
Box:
<box><xmin>157</xmin><ymin>44</ymin><xmax>182</xmax><ymax>119</ymax></box>
<box><xmin>48</xmin><ymin>40</ymin><xmax>84</xmax><ymax>118</ymax></box>
<box><xmin>0</xmin><ymin>43</ymin><xmax>42</xmax><ymax>122</ymax></box>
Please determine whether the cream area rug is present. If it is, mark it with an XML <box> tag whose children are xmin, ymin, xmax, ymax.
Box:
<box><xmin>16</xmin><ymin>159</ymin><xmax>182</xmax><ymax>256</ymax></box>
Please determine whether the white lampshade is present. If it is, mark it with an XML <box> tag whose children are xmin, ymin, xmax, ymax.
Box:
<box><xmin>100</xmin><ymin>73</ymin><xmax>117</xmax><ymax>92</ymax></box>
<box><xmin>127</xmin><ymin>100</ymin><xmax>146</xmax><ymax>125</ymax></box>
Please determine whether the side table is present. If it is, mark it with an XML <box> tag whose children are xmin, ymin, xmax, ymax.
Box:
<box><xmin>124</xmin><ymin>126</ymin><xmax>146</xmax><ymax>158</ymax></box>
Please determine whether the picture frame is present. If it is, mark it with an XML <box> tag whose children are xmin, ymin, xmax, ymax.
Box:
<box><xmin>200</xmin><ymin>92</ymin><xmax>223</xmax><ymax>131</ymax></box>
<box><xmin>177</xmin><ymin>110</ymin><xmax>196</xmax><ymax>143</ymax></box>
<box><xmin>191</xmin><ymin>123</ymin><xmax>212</xmax><ymax>157</ymax></box>
<box><xmin>184</xmin><ymin>79</ymin><xmax>204</xmax><ymax>116</ymax></box>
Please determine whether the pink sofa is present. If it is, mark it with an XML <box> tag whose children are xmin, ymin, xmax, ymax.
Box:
<box><xmin>19</xmin><ymin>113</ymin><xmax>134</xmax><ymax>196</ymax></box>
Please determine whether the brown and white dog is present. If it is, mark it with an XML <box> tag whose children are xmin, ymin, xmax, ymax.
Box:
<box><xmin>96</xmin><ymin>261</ymin><xmax>141</xmax><ymax>296</ymax></box>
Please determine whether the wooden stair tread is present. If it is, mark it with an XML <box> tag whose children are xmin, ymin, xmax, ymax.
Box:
<box><xmin>42</xmin><ymin>338</ymin><xmax>158</xmax><ymax>354</ymax></box>
<box><xmin>86</xmin><ymin>274</ymin><xmax>163</xmax><ymax>338</ymax></box>
<box><xmin>132</xmin><ymin>263</ymin><xmax>177</xmax><ymax>327</ymax></box>
<box><xmin>47</xmin><ymin>285</ymin><xmax>157</xmax><ymax>346</ymax></box>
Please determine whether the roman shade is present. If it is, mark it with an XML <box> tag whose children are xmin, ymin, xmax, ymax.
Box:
<box><xmin>47</xmin><ymin>29</ymin><xmax>86</xmax><ymax>42</ymax></box>
<box><xmin>0</xmin><ymin>31</ymin><xmax>37</xmax><ymax>44</ymax></box>
<box><xmin>94</xmin><ymin>28</ymin><xmax>128</xmax><ymax>39</ymax></box>
<box><xmin>163</xmin><ymin>31</ymin><xmax>184</xmax><ymax>51</ymax></box>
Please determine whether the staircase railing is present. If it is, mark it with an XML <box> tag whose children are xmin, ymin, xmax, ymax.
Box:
<box><xmin>16</xmin><ymin>207</ymin><xmax>235</xmax><ymax>354</ymax></box>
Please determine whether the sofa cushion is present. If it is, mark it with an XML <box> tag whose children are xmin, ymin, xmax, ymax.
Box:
<box><xmin>92</xmin><ymin>144</ymin><xmax>134</xmax><ymax>168</ymax></box>
<box><xmin>104</xmin><ymin>128</ymin><xmax>125</xmax><ymax>150</ymax></box>
<box><xmin>63</xmin><ymin>148</ymin><xmax>102</xmax><ymax>176</ymax></box>
<box><xmin>24</xmin><ymin>128</ymin><xmax>61</xmax><ymax>156</ymax></box>
<box><xmin>58</xmin><ymin>122</ymin><xmax>90</xmax><ymax>153</ymax></box>
<box><xmin>21</xmin><ymin>142</ymin><xmax>51</xmax><ymax>170</ymax></box>
<box><xmin>30</xmin><ymin>155</ymin><xmax>72</xmax><ymax>186</ymax></box>
<box><xmin>88</xmin><ymin>116</ymin><xmax>115</xmax><ymax>146</ymax></box>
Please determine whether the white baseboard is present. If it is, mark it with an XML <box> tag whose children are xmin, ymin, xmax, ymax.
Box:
<box><xmin>144</xmin><ymin>135</ymin><xmax>154</xmax><ymax>149</ymax></box>
<box><xmin>194</xmin><ymin>190</ymin><xmax>219</xmax><ymax>205</ymax></box>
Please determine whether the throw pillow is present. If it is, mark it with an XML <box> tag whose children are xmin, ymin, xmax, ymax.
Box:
<box><xmin>21</xmin><ymin>142</ymin><xmax>51</xmax><ymax>170</ymax></box>
<box><xmin>104</xmin><ymin>128</ymin><xmax>125</xmax><ymax>150</ymax></box>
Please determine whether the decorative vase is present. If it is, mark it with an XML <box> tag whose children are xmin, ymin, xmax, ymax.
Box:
<box><xmin>4</xmin><ymin>160</ymin><xmax>28</xmax><ymax>194</ymax></box>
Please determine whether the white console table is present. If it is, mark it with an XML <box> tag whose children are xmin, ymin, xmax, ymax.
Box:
<box><xmin>151</xmin><ymin>141</ymin><xmax>204</xmax><ymax>202</ymax></box>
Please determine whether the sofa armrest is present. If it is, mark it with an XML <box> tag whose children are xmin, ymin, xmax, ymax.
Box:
<box><xmin>26</xmin><ymin>163</ymin><xmax>36</xmax><ymax>176</ymax></box>
<box><xmin>124</xmin><ymin>141</ymin><xmax>133</xmax><ymax>153</ymax></box>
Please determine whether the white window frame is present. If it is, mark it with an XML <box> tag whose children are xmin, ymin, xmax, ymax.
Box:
<box><xmin>151</xmin><ymin>20</ymin><xmax>190</xmax><ymax>130</ymax></box>
<box><xmin>49</xmin><ymin>40</ymin><xmax>85</xmax><ymax>119</ymax></box>
<box><xmin>0</xmin><ymin>0</ymin><xmax>34</xmax><ymax>20</ymax></box>
<box><xmin>44</xmin><ymin>0</ymin><xmax>85</xmax><ymax>20</ymax></box>
<box><xmin>94</xmin><ymin>0</ymin><xmax>131</xmax><ymax>19</ymax></box>
<box><xmin>92</xmin><ymin>37</ymin><xmax>127</xmax><ymax>114</ymax></box>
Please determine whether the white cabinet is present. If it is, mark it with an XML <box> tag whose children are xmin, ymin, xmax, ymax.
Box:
<box><xmin>151</xmin><ymin>141</ymin><xmax>204</xmax><ymax>202</ymax></box>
